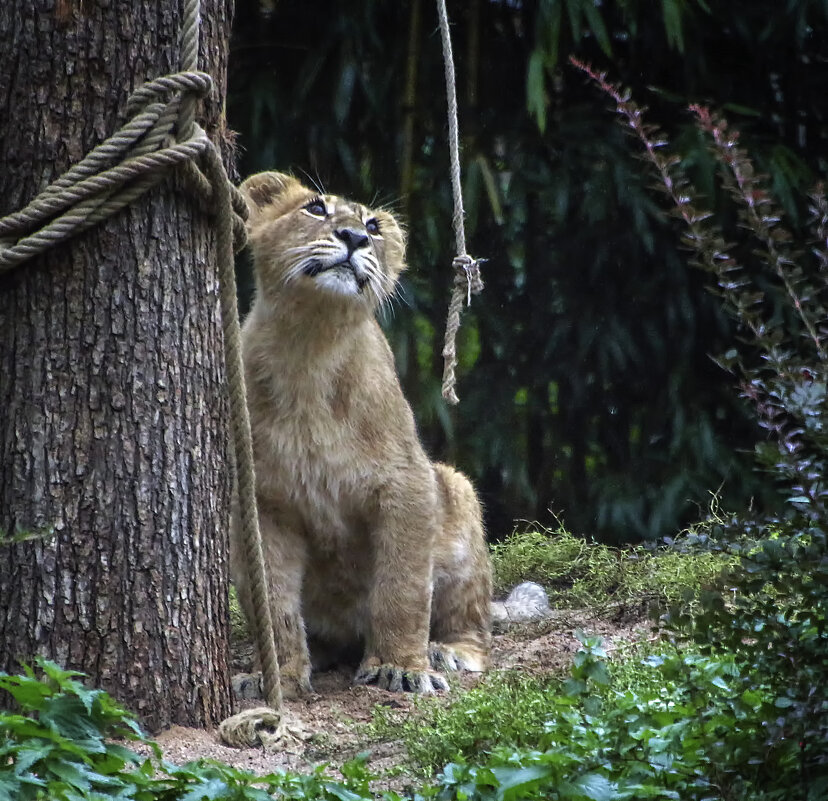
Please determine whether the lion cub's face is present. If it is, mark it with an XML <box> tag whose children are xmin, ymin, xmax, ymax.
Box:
<box><xmin>240</xmin><ymin>172</ymin><xmax>406</xmax><ymax>311</ymax></box>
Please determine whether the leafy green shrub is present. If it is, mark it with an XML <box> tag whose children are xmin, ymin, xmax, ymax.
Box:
<box><xmin>572</xmin><ymin>59</ymin><xmax>828</xmax><ymax>798</ymax></box>
<box><xmin>490</xmin><ymin>525</ymin><xmax>731</xmax><ymax>610</ymax></box>
<box><xmin>573</xmin><ymin>60</ymin><xmax>828</xmax><ymax>519</ymax></box>
<box><xmin>374</xmin><ymin>633</ymin><xmax>816</xmax><ymax>799</ymax></box>
<box><xmin>5</xmin><ymin>645</ymin><xmax>821</xmax><ymax>800</ymax></box>
<box><xmin>0</xmin><ymin>659</ymin><xmax>153</xmax><ymax>801</ymax></box>
<box><xmin>665</xmin><ymin>524</ymin><xmax>828</xmax><ymax>796</ymax></box>
<box><xmin>0</xmin><ymin>659</ymin><xmax>387</xmax><ymax>801</ymax></box>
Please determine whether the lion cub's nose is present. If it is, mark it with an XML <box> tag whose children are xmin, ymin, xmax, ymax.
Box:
<box><xmin>334</xmin><ymin>227</ymin><xmax>370</xmax><ymax>253</ymax></box>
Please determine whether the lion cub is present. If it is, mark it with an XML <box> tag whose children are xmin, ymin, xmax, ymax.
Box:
<box><xmin>231</xmin><ymin>172</ymin><xmax>492</xmax><ymax>698</ymax></box>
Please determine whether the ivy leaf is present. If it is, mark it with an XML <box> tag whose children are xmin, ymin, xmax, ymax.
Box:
<box><xmin>0</xmin><ymin>776</ymin><xmax>23</xmax><ymax>801</ymax></box>
<box><xmin>10</xmin><ymin>743</ymin><xmax>53</xmax><ymax>776</ymax></box>
<box><xmin>0</xmin><ymin>672</ymin><xmax>54</xmax><ymax>713</ymax></box>
<box><xmin>41</xmin><ymin>696</ymin><xmax>102</xmax><ymax>744</ymax></box>
<box><xmin>178</xmin><ymin>777</ymin><xmax>231</xmax><ymax>801</ymax></box>
<box><xmin>491</xmin><ymin>765</ymin><xmax>551</xmax><ymax>800</ymax></box>
<box><xmin>324</xmin><ymin>782</ymin><xmax>369</xmax><ymax>801</ymax></box>
<box><xmin>576</xmin><ymin>773</ymin><xmax>615</xmax><ymax>800</ymax></box>
<box><xmin>560</xmin><ymin>773</ymin><xmax>615</xmax><ymax>800</ymax></box>
<box><xmin>47</xmin><ymin>758</ymin><xmax>92</xmax><ymax>792</ymax></box>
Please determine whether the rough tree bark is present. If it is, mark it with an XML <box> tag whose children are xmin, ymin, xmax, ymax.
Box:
<box><xmin>0</xmin><ymin>0</ymin><xmax>235</xmax><ymax>732</ymax></box>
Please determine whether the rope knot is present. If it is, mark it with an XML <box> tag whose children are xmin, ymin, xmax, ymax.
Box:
<box><xmin>125</xmin><ymin>70</ymin><xmax>213</xmax><ymax>118</ymax></box>
<box><xmin>452</xmin><ymin>254</ymin><xmax>484</xmax><ymax>306</ymax></box>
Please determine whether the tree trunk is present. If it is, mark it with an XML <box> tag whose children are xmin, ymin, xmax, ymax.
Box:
<box><xmin>0</xmin><ymin>0</ymin><xmax>235</xmax><ymax>732</ymax></box>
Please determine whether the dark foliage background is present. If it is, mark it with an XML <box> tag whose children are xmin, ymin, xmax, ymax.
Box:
<box><xmin>227</xmin><ymin>0</ymin><xmax>828</xmax><ymax>542</ymax></box>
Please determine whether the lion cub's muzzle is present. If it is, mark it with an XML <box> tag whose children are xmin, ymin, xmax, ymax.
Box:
<box><xmin>303</xmin><ymin>258</ymin><xmax>369</xmax><ymax>291</ymax></box>
<box><xmin>303</xmin><ymin>226</ymin><xmax>372</xmax><ymax>293</ymax></box>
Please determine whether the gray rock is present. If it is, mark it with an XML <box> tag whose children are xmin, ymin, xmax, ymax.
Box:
<box><xmin>491</xmin><ymin>581</ymin><xmax>551</xmax><ymax>631</ymax></box>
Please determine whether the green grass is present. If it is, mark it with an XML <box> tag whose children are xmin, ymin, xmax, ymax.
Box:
<box><xmin>368</xmin><ymin>670</ymin><xmax>560</xmax><ymax>774</ymax></box>
<box><xmin>367</xmin><ymin>636</ymin><xmax>677</xmax><ymax>777</ymax></box>
<box><xmin>490</xmin><ymin>525</ymin><xmax>733</xmax><ymax>610</ymax></box>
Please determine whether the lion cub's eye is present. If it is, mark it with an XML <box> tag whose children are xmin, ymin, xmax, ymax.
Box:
<box><xmin>365</xmin><ymin>218</ymin><xmax>380</xmax><ymax>235</ymax></box>
<box><xmin>304</xmin><ymin>198</ymin><xmax>327</xmax><ymax>218</ymax></box>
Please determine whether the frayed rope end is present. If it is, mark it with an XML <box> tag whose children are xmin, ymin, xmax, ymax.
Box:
<box><xmin>218</xmin><ymin>707</ymin><xmax>310</xmax><ymax>752</ymax></box>
<box><xmin>441</xmin><ymin>254</ymin><xmax>484</xmax><ymax>404</ymax></box>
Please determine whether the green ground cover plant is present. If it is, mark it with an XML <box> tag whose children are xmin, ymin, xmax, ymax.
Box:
<box><xmin>0</xmin><ymin>659</ymin><xmax>384</xmax><ymax>801</ymax></box>
<box><xmin>371</xmin><ymin>631</ymin><xmax>817</xmax><ymax>800</ymax></box>
<box><xmin>4</xmin><ymin>638</ymin><xmax>815</xmax><ymax>801</ymax></box>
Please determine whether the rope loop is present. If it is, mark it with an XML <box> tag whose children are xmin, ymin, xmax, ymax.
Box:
<box><xmin>0</xmin><ymin>69</ymin><xmax>245</xmax><ymax>274</ymax></box>
<box><xmin>126</xmin><ymin>71</ymin><xmax>213</xmax><ymax>116</ymax></box>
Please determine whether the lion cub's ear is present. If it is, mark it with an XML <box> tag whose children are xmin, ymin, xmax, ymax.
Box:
<box><xmin>239</xmin><ymin>172</ymin><xmax>305</xmax><ymax>227</ymax></box>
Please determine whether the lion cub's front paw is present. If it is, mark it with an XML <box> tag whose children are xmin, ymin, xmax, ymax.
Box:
<box><xmin>281</xmin><ymin>670</ymin><xmax>313</xmax><ymax>700</ymax></box>
<box><xmin>230</xmin><ymin>669</ymin><xmax>313</xmax><ymax>702</ymax></box>
<box><xmin>429</xmin><ymin>642</ymin><xmax>487</xmax><ymax>673</ymax></box>
<box><xmin>354</xmin><ymin>661</ymin><xmax>449</xmax><ymax>693</ymax></box>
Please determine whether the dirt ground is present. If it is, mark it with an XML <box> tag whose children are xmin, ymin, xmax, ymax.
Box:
<box><xmin>150</xmin><ymin>607</ymin><xmax>651</xmax><ymax>781</ymax></box>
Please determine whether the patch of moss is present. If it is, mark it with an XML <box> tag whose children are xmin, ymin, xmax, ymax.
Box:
<box><xmin>490</xmin><ymin>525</ymin><xmax>733</xmax><ymax>611</ymax></box>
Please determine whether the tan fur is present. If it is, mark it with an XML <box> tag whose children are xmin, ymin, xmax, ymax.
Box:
<box><xmin>231</xmin><ymin>172</ymin><xmax>492</xmax><ymax>698</ymax></box>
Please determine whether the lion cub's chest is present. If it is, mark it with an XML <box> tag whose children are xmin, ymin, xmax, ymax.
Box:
<box><xmin>256</xmin><ymin>377</ymin><xmax>382</xmax><ymax>547</ymax></box>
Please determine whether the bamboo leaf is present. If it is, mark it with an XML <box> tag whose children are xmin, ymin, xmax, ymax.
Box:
<box><xmin>661</xmin><ymin>0</ymin><xmax>685</xmax><ymax>52</ymax></box>
<box><xmin>565</xmin><ymin>0</ymin><xmax>583</xmax><ymax>42</ymax></box>
<box><xmin>583</xmin><ymin>1</ymin><xmax>612</xmax><ymax>57</ymax></box>
<box><xmin>333</xmin><ymin>61</ymin><xmax>357</xmax><ymax>126</ymax></box>
<box><xmin>476</xmin><ymin>154</ymin><xmax>505</xmax><ymax>224</ymax></box>
<box><xmin>527</xmin><ymin>49</ymin><xmax>548</xmax><ymax>133</ymax></box>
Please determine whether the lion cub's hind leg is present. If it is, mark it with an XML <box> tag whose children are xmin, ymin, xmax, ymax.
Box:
<box><xmin>429</xmin><ymin>464</ymin><xmax>492</xmax><ymax>674</ymax></box>
<box><xmin>230</xmin><ymin>508</ymin><xmax>313</xmax><ymax>700</ymax></box>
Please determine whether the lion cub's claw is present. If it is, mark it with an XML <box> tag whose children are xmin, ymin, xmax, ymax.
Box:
<box><xmin>354</xmin><ymin>663</ymin><xmax>449</xmax><ymax>693</ymax></box>
<box><xmin>429</xmin><ymin>642</ymin><xmax>487</xmax><ymax>673</ymax></box>
<box><xmin>281</xmin><ymin>673</ymin><xmax>314</xmax><ymax>700</ymax></box>
<box><xmin>230</xmin><ymin>670</ymin><xmax>313</xmax><ymax>701</ymax></box>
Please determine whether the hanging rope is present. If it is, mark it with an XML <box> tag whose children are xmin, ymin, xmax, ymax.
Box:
<box><xmin>436</xmin><ymin>0</ymin><xmax>484</xmax><ymax>405</ymax></box>
<box><xmin>177</xmin><ymin>0</ymin><xmax>284</xmax><ymax>745</ymax></box>
<box><xmin>0</xmin><ymin>0</ymin><xmax>287</xmax><ymax>749</ymax></box>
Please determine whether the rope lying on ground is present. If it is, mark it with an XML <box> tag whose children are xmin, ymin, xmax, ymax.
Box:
<box><xmin>436</xmin><ymin>0</ymin><xmax>485</xmax><ymax>405</ymax></box>
<box><xmin>0</xmin><ymin>0</ymin><xmax>286</xmax><ymax>749</ymax></box>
